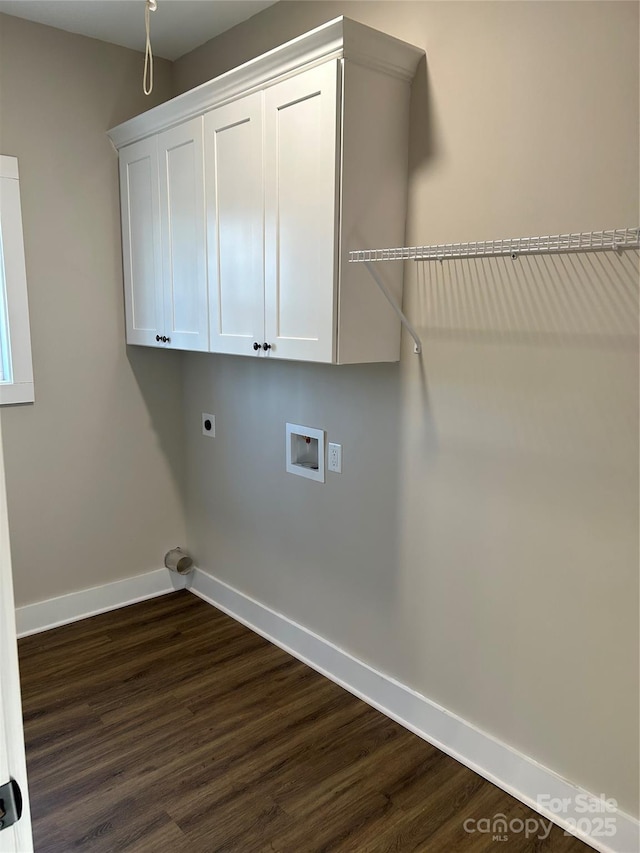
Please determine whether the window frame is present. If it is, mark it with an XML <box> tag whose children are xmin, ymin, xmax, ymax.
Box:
<box><xmin>0</xmin><ymin>155</ymin><xmax>34</xmax><ymax>405</ymax></box>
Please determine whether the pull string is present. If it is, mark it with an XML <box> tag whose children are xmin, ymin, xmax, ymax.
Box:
<box><xmin>143</xmin><ymin>0</ymin><xmax>157</xmax><ymax>96</ymax></box>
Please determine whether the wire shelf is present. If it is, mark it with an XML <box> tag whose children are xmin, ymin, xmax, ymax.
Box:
<box><xmin>349</xmin><ymin>227</ymin><xmax>640</xmax><ymax>263</ymax></box>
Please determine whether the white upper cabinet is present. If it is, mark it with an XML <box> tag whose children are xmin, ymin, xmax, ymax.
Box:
<box><xmin>206</xmin><ymin>63</ymin><xmax>338</xmax><ymax>362</ymax></box>
<box><xmin>118</xmin><ymin>119</ymin><xmax>207</xmax><ymax>351</ymax></box>
<box><xmin>264</xmin><ymin>60</ymin><xmax>339</xmax><ymax>363</ymax></box>
<box><xmin>119</xmin><ymin>137</ymin><xmax>163</xmax><ymax>347</ymax></box>
<box><xmin>109</xmin><ymin>17</ymin><xmax>424</xmax><ymax>363</ymax></box>
<box><xmin>158</xmin><ymin>119</ymin><xmax>208</xmax><ymax>352</ymax></box>
<box><xmin>205</xmin><ymin>93</ymin><xmax>264</xmax><ymax>356</ymax></box>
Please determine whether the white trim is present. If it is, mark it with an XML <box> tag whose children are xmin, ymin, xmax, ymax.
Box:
<box><xmin>15</xmin><ymin>568</ymin><xmax>188</xmax><ymax>638</ymax></box>
<box><xmin>189</xmin><ymin>568</ymin><xmax>639</xmax><ymax>853</ymax></box>
<box><xmin>0</xmin><ymin>155</ymin><xmax>34</xmax><ymax>406</ymax></box>
<box><xmin>107</xmin><ymin>17</ymin><xmax>424</xmax><ymax>150</ymax></box>
<box><xmin>0</xmin><ymin>156</ymin><xmax>19</xmax><ymax>181</ymax></box>
<box><xmin>0</xmin><ymin>419</ymin><xmax>33</xmax><ymax>851</ymax></box>
<box><xmin>0</xmin><ymin>380</ymin><xmax>34</xmax><ymax>405</ymax></box>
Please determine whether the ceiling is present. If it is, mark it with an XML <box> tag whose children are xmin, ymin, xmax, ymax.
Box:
<box><xmin>0</xmin><ymin>0</ymin><xmax>278</xmax><ymax>61</ymax></box>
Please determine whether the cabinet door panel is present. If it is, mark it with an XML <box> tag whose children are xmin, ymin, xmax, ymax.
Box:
<box><xmin>119</xmin><ymin>138</ymin><xmax>163</xmax><ymax>346</ymax></box>
<box><xmin>159</xmin><ymin>119</ymin><xmax>208</xmax><ymax>352</ymax></box>
<box><xmin>264</xmin><ymin>60</ymin><xmax>339</xmax><ymax>362</ymax></box>
<box><xmin>205</xmin><ymin>93</ymin><xmax>264</xmax><ymax>356</ymax></box>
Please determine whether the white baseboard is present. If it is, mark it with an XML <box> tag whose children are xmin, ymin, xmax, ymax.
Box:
<box><xmin>16</xmin><ymin>568</ymin><xmax>188</xmax><ymax>638</ymax></box>
<box><xmin>189</xmin><ymin>568</ymin><xmax>639</xmax><ymax>853</ymax></box>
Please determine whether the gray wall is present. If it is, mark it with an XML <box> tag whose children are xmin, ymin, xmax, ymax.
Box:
<box><xmin>176</xmin><ymin>1</ymin><xmax>639</xmax><ymax>817</ymax></box>
<box><xmin>0</xmin><ymin>14</ymin><xmax>187</xmax><ymax>605</ymax></box>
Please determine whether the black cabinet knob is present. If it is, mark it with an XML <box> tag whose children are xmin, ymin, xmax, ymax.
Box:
<box><xmin>253</xmin><ymin>342</ymin><xmax>261</xmax><ymax>351</ymax></box>
<box><xmin>262</xmin><ymin>342</ymin><xmax>272</xmax><ymax>351</ymax></box>
<box><xmin>156</xmin><ymin>335</ymin><xmax>161</xmax><ymax>342</ymax></box>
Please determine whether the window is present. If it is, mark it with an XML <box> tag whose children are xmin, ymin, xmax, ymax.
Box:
<box><xmin>0</xmin><ymin>155</ymin><xmax>34</xmax><ymax>404</ymax></box>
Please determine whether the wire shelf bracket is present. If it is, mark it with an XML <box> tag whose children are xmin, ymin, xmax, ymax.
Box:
<box><xmin>350</xmin><ymin>227</ymin><xmax>640</xmax><ymax>264</ymax></box>
<box><xmin>363</xmin><ymin>261</ymin><xmax>422</xmax><ymax>354</ymax></box>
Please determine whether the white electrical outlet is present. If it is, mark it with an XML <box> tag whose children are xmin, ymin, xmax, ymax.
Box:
<box><xmin>202</xmin><ymin>413</ymin><xmax>215</xmax><ymax>437</ymax></box>
<box><xmin>328</xmin><ymin>442</ymin><xmax>342</xmax><ymax>473</ymax></box>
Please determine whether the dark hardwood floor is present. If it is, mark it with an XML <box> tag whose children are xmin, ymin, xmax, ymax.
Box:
<box><xmin>18</xmin><ymin>591</ymin><xmax>590</xmax><ymax>852</ymax></box>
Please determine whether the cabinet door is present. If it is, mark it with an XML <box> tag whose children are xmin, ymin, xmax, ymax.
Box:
<box><xmin>158</xmin><ymin>119</ymin><xmax>208</xmax><ymax>352</ymax></box>
<box><xmin>119</xmin><ymin>137</ymin><xmax>163</xmax><ymax>347</ymax></box>
<box><xmin>205</xmin><ymin>93</ymin><xmax>264</xmax><ymax>356</ymax></box>
<box><xmin>264</xmin><ymin>60</ymin><xmax>340</xmax><ymax>362</ymax></box>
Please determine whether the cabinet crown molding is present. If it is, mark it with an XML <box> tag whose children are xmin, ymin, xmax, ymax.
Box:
<box><xmin>107</xmin><ymin>16</ymin><xmax>425</xmax><ymax>150</ymax></box>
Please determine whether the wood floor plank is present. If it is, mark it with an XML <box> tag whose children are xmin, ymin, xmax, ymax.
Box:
<box><xmin>19</xmin><ymin>591</ymin><xmax>592</xmax><ymax>852</ymax></box>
